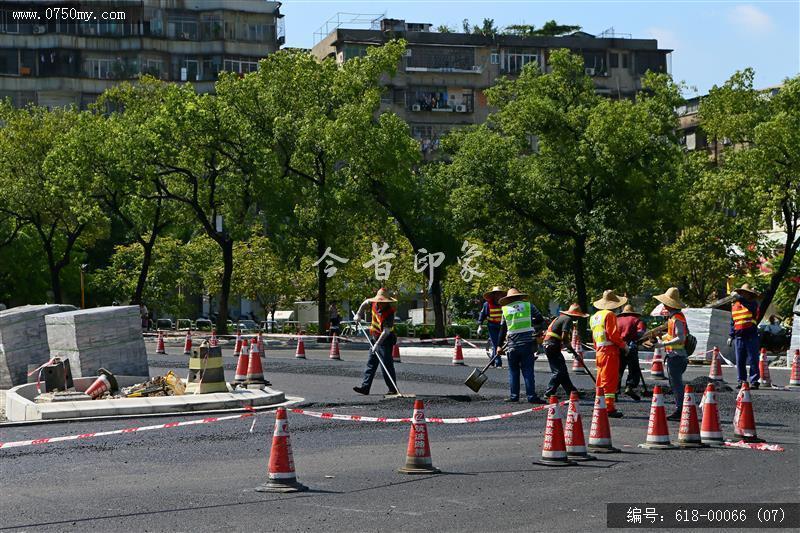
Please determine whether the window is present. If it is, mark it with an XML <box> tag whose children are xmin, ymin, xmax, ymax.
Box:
<box><xmin>201</xmin><ymin>15</ymin><xmax>223</xmax><ymax>40</ymax></box>
<box><xmin>84</xmin><ymin>58</ymin><xmax>116</xmax><ymax>79</ymax></box>
<box><xmin>393</xmin><ymin>89</ymin><xmax>405</xmax><ymax>105</ymax></box>
<box><xmin>142</xmin><ymin>58</ymin><xmax>165</xmax><ymax>79</ymax></box>
<box><xmin>0</xmin><ymin>10</ymin><xmax>19</xmax><ymax>33</ymax></box>
<box><xmin>609</xmin><ymin>52</ymin><xmax>619</xmax><ymax>69</ymax></box>
<box><xmin>408</xmin><ymin>87</ymin><xmax>449</xmax><ymax>111</ymax></box>
<box><xmin>342</xmin><ymin>44</ymin><xmax>368</xmax><ymax>61</ymax></box>
<box><xmin>621</xmin><ymin>53</ymin><xmax>629</xmax><ymax>69</ymax></box>
<box><xmin>503</xmin><ymin>48</ymin><xmax>537</xmax><ymax>74</ymax></box>
<box><xmin>635</xmin><ymin>51</ymin><xmax>666</xmax><ymax>75</ymax></box>
<box><xmin>582</xmin><ymin>51</ymin><xmax>606</xmax><ymax>74</ymax></box>
<box><xmin>0</xmin><ymin>49</ymin><xmax>18</xmax><ymax>75</ymax></box>
<box><xmin>410</xmin><ymin>124</ymin><xmax>452</xmax><ymax>153</ymax></box>
<box><xmin>406</xmin><ymin>46</ymin><xmax>475</xmax><ymax>70</ymax></box>
<box><xmin>490</xmin><ymin>53</ymin><xmax>499</xmax><ymax>64</ymax></box>
<box><xmin>169</xmin><ymin>16</ymin><xmax>198</xmax><ymax>40</ymax></box>
<box><xmin>223</xmin><ymin>57</ymin><xmax>259</xmax><ymax>75</ymax></box>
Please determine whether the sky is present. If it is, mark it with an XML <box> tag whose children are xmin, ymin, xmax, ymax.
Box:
<box><xmin>280</xmin><ymin>0</ymin><xmax>800</xmax><ymax>96</ymax></box>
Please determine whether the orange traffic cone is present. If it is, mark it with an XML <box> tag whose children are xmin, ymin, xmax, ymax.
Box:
<box><xmin>639</xmin><ymin>385</ymin><xmax>675</xmax><ymax>449</ymax></box>
<box><xmin>700</xmin><ymin>383</ymin><xmax>724</xmax><ymax>446</ymax></box>
<box><xmin>233</xmin><ymin>329</ymin><xmax>243</xmax><ymax>358</ymax></box>
<box><xmin>759</xmin><ymin>349</ymin><xmax>771</xmax><ymax>387</ymax></box>
<box><xmin>209</xmin><ymin>327</ymin><xmax>218</xmax><ymax>348</ymax></box>
<box><xmin>295</xmin><ymin>336</ymin><xmax>306</xmax><ymax>359</ymax></box>
<box><xmin>790</xmin><ymin>349</ymin><xmax>800</xmax><ymax>388</ymax></box>
<box><xmin>733</xmin><ymin>383</ymin><xmax>764</xmax><ymax>443</ymax></box>
<box><xmin>233</xmin><ymin>340</ymin><xmax>250</xmax><ymax>387</ymax></box>
<box><xmin>84</xmin><ymin>369</ymin><xmax>118</xmax><ymax>399</ymax></box>
<box><xmin>452</xmin><ymin>336</ymin><xmax>465</xmax><ymax>365</ymax></box>
<box><xmin>650</xmin><ymin>346</ymin><xmax>666</xmax><ymax>379</ymax></box>
<box><xmin>565</xmin><ymin>391</ymin><xmax>595</xmax><ymax>461</ymax></box>
<box><xmin>156</xmin><ymin>330</ymin><xmax>166</xmax><ymax>354</ymax></box>
<box><xmin>392</xmin><ymin>344</ymin><xmax>402</xmax><ymax>363</ymax></box>
<box><xmin>571</xmin><ymin>326</ymin><xmax>586</xmax><ymax>374</ymax></box>
<box><xmin>708</xmin><ymin>346</ymin><xmax>724</xmax><ymax>382</ymax></box>
<box><xmin>329</xmin><ymin>334</ymin><xmax>341</xmax><ymax>360</ymax></box>
<box><xmin>588</xmin><ymin>387</ymin><xmax>619</xmax><ymax>453</ymax></box>
<box><xmin>245</xmin><ymin>338</ymin><xmax>268</xmax><ymax>389</ymax></box>
<box><xmin>535</xmin><ymin>396</ymin><xmax>576</xmax><ymax>466</ymax></box>
<box><xmin>255</xmin><ymin>407</ymin><xmax>308</xmax><ymax>493</ymax></box>
<box><xmin>183</xmin><ymin>329</ymin><xmax>192</xmax><ymax>355</ymax></box>
<box><xmin>678</xmin><ymin>385</ymin><xmax>706</xmax><ymax>448</ymax></box>
<box><xmin>398</xmin><ymin>400</ymin><xmax>440</xmax><ymax>474</ymax></box>
<box><xmin>257</xmin><ymin>332</ymin><xmax>265</xmax><ymax>355</ymax></box>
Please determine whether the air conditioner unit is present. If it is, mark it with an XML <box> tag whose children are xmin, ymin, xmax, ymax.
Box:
<box><xmin>404</xmin><ymin>49</ymin><xmax>412</xmax><ymax>57</ymax></box>
<box><xmin>32</xmin><ymin>25</ymin><xmax>46</xmax><ymax>34</ymax></box>
<box><xmin>411</xmin><ymin>104</ymin><xmax>421</xmax><ymax>112</ymax></box>
<box><xmin>455</xmin><ymin>104</ymin><xmax>467</xmax><ymax>113</ymax></box>
<box><xmin>585</xmin><ymin>67</ymin><xmax>596</xmax><ymax>76</ymax></box>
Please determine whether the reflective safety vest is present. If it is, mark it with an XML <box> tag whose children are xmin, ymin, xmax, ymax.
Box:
<box><xmin>665</xmin><ymin>312</ymin><xmax>687</xmax><ymax>352</ymax></box>
<box><xmin>371</xmin><ymin>303</ymin><xmax>395</xmax><ymax>335</ymax></box>
<box><xmin>590</xmin><ymin>310</ymin><xmax>614</xmax><ymax>347</ymax></box>
<box><xmin>487</xmin><ymin>301</ymin><xmax>503</xmax><ymax>324</ymax></box>
<box><xmin>545</xmin><ymin>317</ymin><xmax>562</xmax><ymax>341</ymax></box>
<box><xmin>731</xmin><ymin>301</ymin><xmax>757</xmax><ymax>331</ymax></box>
<box><xmin>502</xmin><ymin>301</ymin><xmax>533</xmax><ymax>335</ymax></box>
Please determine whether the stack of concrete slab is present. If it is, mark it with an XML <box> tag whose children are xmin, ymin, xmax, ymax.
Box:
<box><xmin>45</xmin><ymin>306</ymin><xmax>148</xmax><ymax>379</ymax></box>
<box><xmin>0</xmin><ymin>304</ymin><xmax>76</xmax><ymax>388</ymax></box>
<box><xmin>684</xmin><ymin>307</ymin><xmax>733</xmax><ymax>360</ymax></box>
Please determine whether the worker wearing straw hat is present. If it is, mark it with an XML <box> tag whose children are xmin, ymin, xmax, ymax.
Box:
<box><xmin>652</xmin><ymin>287</ymin><xmax>690</xmax><ymax>420</ymax></box>
<box><xmin>728</xmin><ymin>283</ymin><xmax>762</xmax><ymax>389</ymax></box>
<box><xmin>590</xmin><ymin>290</ymin><xmax>628</xmax><ymax>417</ymax></box>
<box><xmin>497</xmin><ymin>288</ymin><xmax>547</xmax><ymax>404</ymax></box>
<box><xmin>477</xmin><ymin>286</ymin><xmax>506</xmax><ymax>368</ymax></box>
<box><xmin>616</xmin><ymin>304</ymin><xmax>647</xmax><ymax>401</ymax></box>
<box><xmin>542</xmin><ymin>303</ymin><xmax>588</xmax><ymax>397</ymax></box>
<box><xmin>352</xmin><ymin>288</ymin><xmax>399</xmax><ymax>396</ymax></box>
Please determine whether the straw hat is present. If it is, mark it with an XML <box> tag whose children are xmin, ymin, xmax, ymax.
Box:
<box><xmin>499</xmin><ymin>288</ymin><xmax>527</xmax><ymax>306</ymax></box>
<box><xmin>483</xmin><ymin>286</ymin><xmax>506</xmax><ymax>301</ymax></box>
<box><xmin>593</xmin><ymin>290</ymin><xmax>628</xmax><ymax>310</ymax></box>
<box><xmin>560</xmin><ymin>303</ymin><xmax>589</xmax><ymax>318</ymax></box>
<box><xmin>653</xmin><ymin>287</ymin><xmax>687</xmax><ymax>309</ymax></box>
<box><xmin>733</xmin><ymin>283</ymin><xmax>761</xmax><ymax>299</ymax></box>
<box><xmin>368</xmin><ymin>288</ymin><xmax>396</xmax><ymax>303</ymax></box>
<box><xmin>618</xmin><ymin>304</ymin><xmax>641</xmax><ymax>317</ymax></box>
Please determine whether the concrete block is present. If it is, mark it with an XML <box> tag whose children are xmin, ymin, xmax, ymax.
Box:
<box><xmin>45</xmin><ymin>306</ymin><xmax>148</xmax><ymax>379</ymax></box>
<box><xmin>684</xmin><ymin>308</ymin><xmax>733</xmax><ymax>359</ymax></box>
<box><xmin>0</xmin><ymin>304</ymin><xmax>76</xmax><ymax>388</ymax></box>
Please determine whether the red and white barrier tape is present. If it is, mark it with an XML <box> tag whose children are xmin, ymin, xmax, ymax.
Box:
<box><xmin>723</xmin><ymin>440</ymin><xmax>784</xmax><ymax>452</ymax></box>
<box><xmin>290</xmin><ymin>402</ymin><xmax>559</xmax><ymax>424</ymax></box>
<box><xmin>0</xmin><ymin>411</ymin><xmax>257</xmax><ymax>450</ymax></box>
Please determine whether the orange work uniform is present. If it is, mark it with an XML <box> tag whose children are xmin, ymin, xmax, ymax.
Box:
<box><xmin>590</xmin><ymin>309</ymin><xmax>627</xmax><ymax>412</ymax></box>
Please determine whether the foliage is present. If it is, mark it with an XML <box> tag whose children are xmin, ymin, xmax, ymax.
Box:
<box><xmin>503</xmin><ymin>21</ymin><xmax>581</xmax><ymax>37</ymax></box>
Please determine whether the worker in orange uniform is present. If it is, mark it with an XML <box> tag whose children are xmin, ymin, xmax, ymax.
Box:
<box><xmin>477</xmin><ymin>286</ymin><xmax>505</xmax><ymax>368</ymax></box>
<box><xmin>590</xmin><ymin>290</ymin><xmax>628</xmax><ymax>418</ymax></box>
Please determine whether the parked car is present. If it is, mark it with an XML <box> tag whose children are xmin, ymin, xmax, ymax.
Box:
<box><xmin>261</xmin><ymin>320</ymin><xmax>279</xmax><ymax>333</ymax></box>
<box><xmin>237</xmin><ymin>319</ymin><xmax>259</xmax><ymax>333</ymax></box>
<box><xmin>195</xmin><ymin>318</ymin><xmax>213</xmax><ymax>331</ymax></box>
<box><xmin>155</xmin><ymin>318</ymin><xmax>173</xmax><ymax>331</ymax></box>
<box><xmin>176</xmin><ymin>318</ymin><xmax>193</xmax><ymax>331</ymax></box>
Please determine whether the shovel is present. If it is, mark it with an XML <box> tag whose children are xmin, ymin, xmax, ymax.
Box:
<box><xmin>465</xmin><ymin>350</ymin><xmax>502</xmax><ymax>393</ymax></box>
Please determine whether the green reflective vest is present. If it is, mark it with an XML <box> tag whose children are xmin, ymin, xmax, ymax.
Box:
<box><xmin>502</xmin><ymin>301</ymin><xmax>533</xmax><ymax>335</ymax></box>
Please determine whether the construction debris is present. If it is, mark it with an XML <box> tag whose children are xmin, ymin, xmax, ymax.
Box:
<box><xmin>122</xmin><ymin>371</ymin><xmax>185</xmax><ymax>398</ymax></box>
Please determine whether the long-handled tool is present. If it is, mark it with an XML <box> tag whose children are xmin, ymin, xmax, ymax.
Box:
<box><xmin>568</xmin><ymin>346</ymin><xmax>596</xmax><ymax>384</ymax></box>
<box><xmin>464</xmin><ymin>349</ymin><xmax>502</xmax><ymax>393</ymax></box>
<box><xmin>353</xmin><ymin>313</ymin><xmax>409</xmax><ymax>398</ymax></box>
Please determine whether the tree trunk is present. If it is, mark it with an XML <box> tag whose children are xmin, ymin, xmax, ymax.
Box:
<box><xmin>430</xmin><ymin>273</ymin><xmax>446</xmax><ymax>338</ymax></box>
<box><xmin>317</xmin><ymin>236</ymin><xmax>327</xmax><ymax>335</ymax></box>
<box><xmin>758</xmin><ymin>232</ymin><xmax>800</xmax><ymax>322</ymax></box>
<box><xmin>131</xmin><ymin>239</ymin><xmax>154</xmax><ymax>305</ymax></box>
<box><xmin>573</xmin><ymin>235</ymin><xmax>589</xmax><ymax>334</ymax></box>
<box><xmin>216</xmin><ymin>239</ymin><xmax>234</xmax><ymax>335</ymax></box>
<box><xmin>48</xmin><ymin>261</ymin><xmax>63</xmax><ymax>304</ymax></box>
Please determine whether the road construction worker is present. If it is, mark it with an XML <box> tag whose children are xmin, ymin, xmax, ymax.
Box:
<box><xmin>590</xmin><ymin>290</ymin><xmax>628</xmax><ymax>418</ymax></box>
<box><xmin>652</xmin><ymin>287</ymin><xmax>690</xmax><ymax>420</ymax></box>
<box><xmin>477</xmin><ymin>286</ymin><xmax>505</xmax><ymax>368</ymax></box>
<box><xmin>497</xmin><ymin>288</ymin><xmax>547</xmax><ymax>404</ymax></box>
<box><xmin>616</xmin><ymin>304</ymin><xmax>647</xmax><ymax>401</ymax></box>
<box><xmin>728</xmin><ymin>283</ymin><xmax>762</xmax><ymax>389</ymax></box>
<box><xmin>542</xmin><ymin>303</ymin><xmax>588</xmax><ymax>398</ymax></box>
<box><xmin>352</xmin><ymin>288</ymin><xmax>399</xmax><ymax>396</ymax></box>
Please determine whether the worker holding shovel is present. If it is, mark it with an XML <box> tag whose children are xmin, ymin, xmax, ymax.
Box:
<box><xmin>477</xmin><ymin>286</ymin><xmax>506</xmax><ymax>368</ymax></box>
<box><xmin>497</xmin><ymin>288</ymin><xmax>548</xmax><ymax>404</ymax></box>
<box><xmin>352</xmin><ymin>288</ymin><xmax>399</xmax><ymax>396</ymax></box>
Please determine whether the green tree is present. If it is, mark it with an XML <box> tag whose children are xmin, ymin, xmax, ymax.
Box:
<box><xmin>444</xmin><ymin>49</ymin><xmax>684</xmax><ymax>314</ymax></box>
<box><xmin>0</xmin><ymin>103</ymin><xmax>106</xmax><ymax>303</ymax></box>
<box><xmin>216</xmin><ymin>42</ymin><xmax>418</xmax><ymax>331</ymax></box>
<box><xmin>503</xmin><ymin>21</ymin><xmax>581</xmax><ymax>37</ymax></box>
<box><xmin>699</xmin><ymin>70</ymin><xmax>800</xmax><ymax>317</ymax></box>
<box><xmin>436</xmin><ymin>24</ymin><xmax>453</xmax><ymax>33</ymax></box>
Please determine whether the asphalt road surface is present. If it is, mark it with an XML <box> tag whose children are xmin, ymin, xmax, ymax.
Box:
<box><xmin>2</xmin><ymin>345</ymin><xmax>799</xmax><ymax>532</ymax></box>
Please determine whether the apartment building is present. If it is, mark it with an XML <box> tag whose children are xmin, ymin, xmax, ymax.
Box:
<box><xmin>0</xmin><ymin>0</ymin><xmax>284</xmax><ymax>108</ymax></box>
<box><xmin>312</xmin><ymin>18</ymin><xmax>671</xmax><ymax>154</ymax></box>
